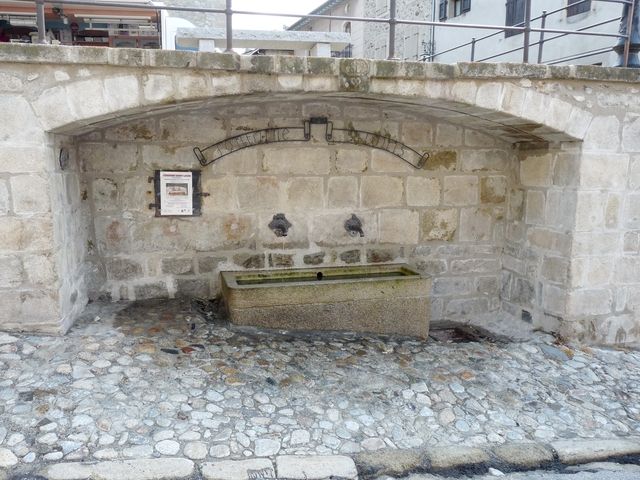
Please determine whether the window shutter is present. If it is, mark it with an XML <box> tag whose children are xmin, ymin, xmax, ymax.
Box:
<box><xmin>462</xmin><ymin>0</ymin><xmax>471</xmax><ymax>13</ymax></box>
<box><xmin>505</xmin><ymin>0</ymin><xmax>514</xmax><ymax>26</ymax></box>
<box><xmin>439</xmin><ymin>0</ymin><xmax>447</xmax><ymax>21</ymax></box>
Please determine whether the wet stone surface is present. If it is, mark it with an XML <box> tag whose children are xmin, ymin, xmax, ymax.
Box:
<box><xmin>0</xmin><ymin>299</ymin><xmax>639</xmax><ymax>469</ymax></box>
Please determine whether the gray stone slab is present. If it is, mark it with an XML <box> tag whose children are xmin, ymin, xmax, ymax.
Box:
<box><xmin>551</xmin><ymin>439</ymin><xmax>640</xmax><ymax>465</ymax></box>
<box><xmin>276</xmin><ymin>455</ymin><xmax>358</xmax><ymax>480</ymax></box>
<box><xmin>45</xmin><ymin>458</ymin><xmax>195</xmax><ymax>480</ymax></box>
<box><xmin>427</xmin><ymin>446</ymin><xmax>490</xmax><ymax>470</ymax></box>
<box><xmin>202</xmin><ymin>459</ymin><xmax>275</xmax><ymax>480</ymax></box>
<box><xmin>492</xmin><ymin>443</ymin><xmax>555</xmax><ymax>468</ymax></box>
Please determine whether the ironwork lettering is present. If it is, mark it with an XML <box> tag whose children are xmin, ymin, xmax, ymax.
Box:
<box><xmin>194</xmin><ymin>118</ymin><xmax>428</xmax><ymax>169</ymax></box>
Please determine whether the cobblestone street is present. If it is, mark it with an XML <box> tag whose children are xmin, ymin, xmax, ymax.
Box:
<box><xmin>0</xmin><ymin>299</ymin><xmax>639</xmax><ymax>472</ymax></box>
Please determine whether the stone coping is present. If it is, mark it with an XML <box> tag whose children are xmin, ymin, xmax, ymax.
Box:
<box><xmin>0</xmin><ymin>44</ymin><xmax>639</xmax><ymax>84</ymax></box>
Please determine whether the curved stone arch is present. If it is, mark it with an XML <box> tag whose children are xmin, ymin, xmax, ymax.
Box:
<box><xmin>16</xmin><ymin>48</ymin><xmax>593</xmax><ymax>145</ymax></box>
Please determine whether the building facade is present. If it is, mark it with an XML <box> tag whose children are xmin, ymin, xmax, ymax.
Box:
<box><xmin>290</xmin><ymin>0</ymin><xmax>624</xmax><ymax>66</ymax></box>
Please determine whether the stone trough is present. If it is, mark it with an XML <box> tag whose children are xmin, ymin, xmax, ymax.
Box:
<box><xmin>220</xmin><ymin>264</ymin><xmax>430</xmax><ymax>338</ymax></box>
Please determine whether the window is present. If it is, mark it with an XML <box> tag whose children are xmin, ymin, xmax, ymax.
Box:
<box><xmin>505</xmin><ymin>0</ymin><xmax>525</xmax><ymax>37</ymax></box>
<box><xmin>567</xmin><ymin>0</ymin><xmax>591</xmax><ymax>16</ymax></box>
<box><xmin>438</xmin><ymin>0</ymin><xmax>447</xmax><ymax>21</ymax></box>
<box><xmin>452</xmin><ymin>0</ymin><xmax>471</xmax><ymax>16</ymax></box>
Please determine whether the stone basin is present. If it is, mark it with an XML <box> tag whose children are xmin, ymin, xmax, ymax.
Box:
<box><xmin>220</xmin><ymin>264</ymin><xmax>430</xmax><ymax>338</ymax></box>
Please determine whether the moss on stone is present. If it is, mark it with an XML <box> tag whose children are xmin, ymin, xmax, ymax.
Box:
<box><xmin>424</xmin><ymin>150</ymin><xmax>457</xmax><ymax>171</ymax></box>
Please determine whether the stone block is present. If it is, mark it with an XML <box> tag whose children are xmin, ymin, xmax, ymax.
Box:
<box><xmin>237</xmin><ymin>177</ymin><xmax>285</xmax><ymax>211</ymax></box>
<box><xmin>545</xmin><ymin>190</ymin><xmax>576</xmax><ymax>230</ymax></box>
<box><xmin>92</xmin><ymin>178</ymin><xmax>118</xmax><ymax>213</ymax></box>
<box><xmin>508</xmin><ymin>188</ymin><xmax>525</xmax><ymax>221</ymax></box>
<box><xmin>106</xmin><ymin>258</ymin><xmax>143</xmax><ymax>281</ymax></box>
<box><xmin>525</xmin><ymin>190</ymin><xmax>545</xmax><ymax>225</ymax></box>
<box><xmin>406</xmin><ymin>177</ymin><xmax>440</xmax><ymax>207</ymax></box>
<box><xmin>159</xmin><ymin>115</ymin><xmax>224</xmax><ymax>143</ymax></box>
<box><xmin>379</xmin><ymin>209</ymin><xmax>419</xmax><ymax>244</ymax></box>
<box><xmin>198</xmin><ymin>256</ymin><xmax>225</xmax><ymax>273</ymax></box>
<box><xmin>424</xmin><ymin>151</ymin><xmax>457</xmax><ymax>171</ymax></box>
<box><xmin>328</xmin><ymin>176</ymin><xmax>358</xmax><ymax>208</ymax></box>
<box><xmin>542</xmin><ymin>256</ymin><xmax>568</xmax><ymax>284</ymax></box>
<box><xmin>465</xmin><ymin>129</ymin><xmax>497</xmax><ymax>147</ymax></box>
<box><xmin>0</xmin><ymin>216</ymin><xmax>53</xmax><ymax>252</ymax></box>
<box><xmin>615</xmin><ymin>256</ymin><xmax>640</xmax><ymax>284</ymax></box>
<box><xmin>259</xmin><ymin>212</ymin><xmax>307</xmax><ymax>249</ymax></box>
<box><xmin>493</xmin><ymin>443</ymin><xmax>554</xmax><ymax>469</ymax></box>
<box><xmin>630</xmin><ymin>155</ymin><xmax>640</xmax><ymax>189</ymax></box>
<box><xmin>420</xmin><ymin>209</ymin><xmax>458</xmax><ymax>241</ymax></box>
<box><xmin>335</xmin><ymin>150</ymin><xmax>369</xmax><ymax>173</ymax></box>
<box><xmin>450</xmin><ymin>258</ymin><xmax>499</xmax><ymax>274</ymax></box>
<box><xmin>480</xmin><ymin>176</ymin><xmax>506</xmax><ymax>204</ymax></box>
<box><xmin>435</xmin><ymin>124</ymin><xmax>463</xmax><ymax>147</ymax></box>
<box><xmin>568</xmin><ymin>289</ymin><xmax>613</xmax><ymax>316</ymax></box>
<box><xmin>81</xmin><ymin>143</ymin><xmax>140</xmax><ymax>173</ymax></box>
<box><xmin>575</xmin><ymin>191</ymin><xmax>606</xmax><ymax>231</ymax></box>
<box><xmin>584</xmin><ymin>115</ymin><xmax>620</xmax><ymax>152</ymax></box>
<box><xmin>624</xmin><ymin>231</ymin><xmax>640</xmax><ymax>253</ymax></box>
<box><xmin>605</xmin><ymin>194</ymin><xmax>620</xmax><ymax>228</ymax></box>
<box><xmin>340</xmin><ymin>250</ymin><xmax>361</xmax><ymax>264</ymax></box>
<box><xmin>202</xmin><ymin>459</ymin><xmax>275</xmax><ymax>480</ymax></box>
<box><xmin>366</xmin><ymin>247</ymin><xmax>401</xmax><ymax>263</ymax></box>
<box><xmin>10</xmin><ymin>175</ymin><xmax>50</xmax><ymax>214</ymax></box>
<box><xmin>443</xmin><ymin>176</ymin><xmax>478</xmax><ymax>206</ymax></box>
<box><xmin>262</xmin><ymin>148</ymin><xmax>331</xmax><ymax>175</ymax></box>
<box><xmin>543</xmin><ymin>284</ymin><xmax>566</xmax><ymax>315</ymax></box>
<box><xmin>3</xmin><ymin>94</ymin><xmax>48</xmax><ymax>143</ymax></box>
<box><xmin>0</xmin><ymin>146</ymin><xmax>49</xmax><ymax>174</ymax></box>
<box><xmin>312</xmin><ymin>212</ymin><xmax>376</xmax><ymax>247</ymax></box>
<box><xmin>0</xmin><ymin>255</ymin><xmax>23</xmax><ymax>287</ymax></box>
<box><xmin>580</xmin><ymin>153</ymin><xmax>628</xmax><ymax>189</ymax></box>
<box><xmin>276</xmin><ymin>455</ymin><xmax>357</xmax><ymax>480</ymax></box>
<box><xmin>401</xmin><ymin>122</ymin><xmax>433</xmax><ymax>147</ymax></box>
<box><xmin>47</xmin><ymin>458</ymin><xmax>195</xmax><ymax>480</ymax></box>
<box><xmin>122</xmin><ymin>177</ymin><xmax>149</xmax><ymax>212</ymax></box>
<box><xmin>141</xmin><ymin>145</ymin><xmax>199</xmax><ymax>171</ymax></box>
<box><xmin>104</xmin><ymin>75</ymin><xmax>141</xmax><ymax>113</ymax></box>
<box><xmin>459</xmin><ymin>207</ymin><xmax>493</xmax><ymax>242</ymax></box>
<box><xmin>142</xmin><ymin>74</ymin><xmax>175</xmax><ymax>103</ymax></box>
<box><xmin>553</xmin><ymin>153</ymin><xmax>580</xmax><ymax>187</ymax></box>
<box><xmin>233</xmin><ymin>253</ymin><xmax>265</xmax><ymax>269</ymax></box>
<box><xmin>445</xmin><ymin>298</ymin><xmax>489</xmax><ymax>318</ymax></box>
<box><xmin>287</xmin><ymin>177</ymin><xmax>324</xmax><ymax>210</ymax></box>
<box><xmin>176</xmin><ymin>278</ymin><xmax>210</xmax><ymax>298</ymax></box>
<box><xmin>0</xmin><ymin>179</ymin><xmax>8</xmax><ymax>215</ymax></box>
<box><xmin>134</xmin><ymin>282</ymin><xmax>169</xmax><ymax>300</ymax></box>
<box><xmin>210</xmin><ymin>149</ymin><xmax>259</xmax><ymax>175</ymax></box>
<box><xmin>460</xmin><ymin>150</ymin><xmax>509</xmax><ymax>172</ymax></box>
<box><xmin>304</xmin><ymin>252</ymin><xmax>325</xmax><ymax>265</ymax></box>
<box><xmin>433</xmin><ymin>277</ymin><xmax>474</xmax><ymax>296</ymax></box>
<box><xmin>361</xmin><ymin>176</ymin><xmax>403</xmax><ymax>207</ymax></box>
<box><xmin>572</xmin><ymin>232</ymin><xmax>620</xmax><ymax>256</ymax></box>
<box><xmin>624</xmin><ymin>193</ymin><xmax>640</xmax><ymax>229</ymax></box>
<box><xmin>370</xmin><ymin>150</ymin><xmax>414</xmax><ymax>173</ymax></box>
<box><xmin>201</xmin><ymin>177</ymin><xmax>237</xmax><ymax>212</ymax></box>
<box><xmin>23</xmin><ymin>254</ymin><xmax>56</xmax><ymax>286</ymax></box>
<box><xmin>622</xmin><ymin>113</ymin><xmax>640</xmax><ymax>152</ymax></box>
<box><xmin>551</xmin><ymin>439</ymin><xmax>640</xmax><ymax>465</ymax></box>
<box><xmin>162</xmin><ymin>258</ymin><xmax>194</xmax><ymax>275</ymax></box>
<box><xmin>269</xmin><ymin>254</ymin><xmax>294</xmax><ymax>268</ymax></box>
<box><xmin>105</xmin><ymin>119</ymin><xmax>158</xmax><ymax>142</ymax></box>
<box><xmin>520</xmin><ymin>153</ymin><xmax>553</xmax><ymax>187</ymax></box>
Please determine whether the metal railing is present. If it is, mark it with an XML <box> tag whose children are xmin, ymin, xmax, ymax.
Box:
<box><xmin>424</xmin><ymin>0</ymin><xmax>633</xmax><ymax>66</ymax></box>
<box><xmin>11</xmin><ymin>0</ymin><xmax>639</xmax><ymax>67</ymax></box>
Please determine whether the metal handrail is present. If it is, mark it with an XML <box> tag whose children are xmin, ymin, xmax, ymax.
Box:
<box><xmin>428</xmin><ymin>0</ymin><xmax>631</xmax><ymax>65</ymax></box>
<box><xmin>14</xmin><ymin>0</ymin><xmax>637</xmax><ymax>67</ymax></box>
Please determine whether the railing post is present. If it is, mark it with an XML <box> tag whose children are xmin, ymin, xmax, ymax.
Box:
<box><xmin>35</xmin><ymin>0</ymin><xmax>46</xmax><ymax>44</ymax></box>
<box><xmin>225</xmin><ymin>0</ymin><xmax>233</xmax><ymax>53</ymax></box>
<box><xmin>387</xmin><ymin>0</ymin><xmax>397</xmax><ymax>60</ymax></box>
<box><xmin>537</xmin><ymin>10</ymin><xmax>547</xmax><ymax>64</ymax></box>
<box><xmin>615</xmin><ymin>0</ymin><xmax>639</xmax><ymax>67</ymax></box>
<box><xmin>522</xmin><ymin>0</ymin><xmax>531</xmax><ymax>63</ymax></box>
<box><xmin>470</xmin><ymin>37</ymin><xmax>476</xmax><ymax>61</ymax></box>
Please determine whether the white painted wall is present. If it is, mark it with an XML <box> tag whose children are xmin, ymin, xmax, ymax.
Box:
<box><xmin>433</xmin><ymin>0</ymin><xmax>622</xmax><ymax>66</ymax></box>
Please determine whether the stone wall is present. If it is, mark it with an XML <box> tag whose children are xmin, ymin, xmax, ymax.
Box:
<box><xmin>77</xmin><ymin>100</ymin><xmax>512</xmax><ymax>323</ymax></box>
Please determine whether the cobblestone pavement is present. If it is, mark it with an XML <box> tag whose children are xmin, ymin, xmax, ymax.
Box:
<box><xmin>1</xmin><ymin>299</ymin><xmax>639</xmax><ymax>470</ymax></box>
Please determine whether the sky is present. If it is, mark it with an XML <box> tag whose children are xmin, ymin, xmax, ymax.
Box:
<box><xmin>232</xmin><ymin>0</ymin><xmax>328</xmax><ymax>31</ymax></box>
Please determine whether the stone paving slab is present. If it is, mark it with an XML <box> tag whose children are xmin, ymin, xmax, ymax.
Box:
<box><xmin>45</xmin><ymin>458</ymin><xmax>195</xmax><ymax>480</ymax></box>
<box><xmin>0</xmin><ymin>299</ymin><xmax>639</xmax><ymax>473</ymax></box>
<box><xmin>276</xmin><ymin>455</ymin><xmax>358</xmax><ymax>479</ymax></box>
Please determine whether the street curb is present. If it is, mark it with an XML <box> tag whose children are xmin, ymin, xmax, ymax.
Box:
<box><xmin>16</xmin><ymin>438</ymin><xmax>640</xmax><ymax>480</ymax></box>
<box><xmin>354</xmin><ymin>437</ymin><xmax>640</xmax><ymax>479</ymax></box>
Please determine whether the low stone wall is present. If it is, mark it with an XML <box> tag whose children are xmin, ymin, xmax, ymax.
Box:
<box><xmin>77</xmin><ymin>99</ymin><xmax>512</xmax><ymax>323</ymax></box>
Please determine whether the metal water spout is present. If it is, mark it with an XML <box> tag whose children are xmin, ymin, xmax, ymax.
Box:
<box><xmin>268</xmin><ymin>213</ymin><xmax>292</xmax><ymax>237</ymax></box>
<box><xmin>344</xmin><ymin>214</ymin><xmax>364</xmax><ymax>237</ymax></box>
<box><xmin>615</xmin><ymin>0</ymin><xmax>640</xmax><ymax>67</ymax></box>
